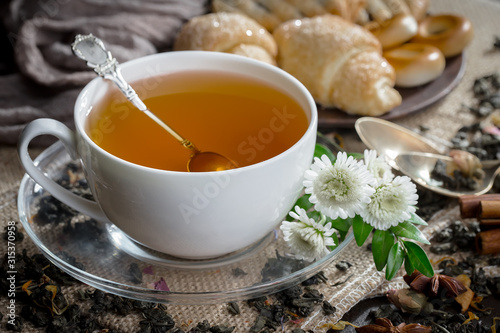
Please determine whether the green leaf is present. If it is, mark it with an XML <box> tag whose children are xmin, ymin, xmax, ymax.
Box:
<box><xmin>286</xmin><ymin>194</ymin><xmax>313</xmax><ymax>221</ymax></box>
<box><xmin>403</xmin><ymin>240</ymin><xmax>434</xmax><ymax>277</ymax></box>
<box><xmin>404</xmin><ymin>254</ymin><xmax>415</xmax><ymax>276</ymax></box>
<box><xmin>329</xmin><ymin>232</ymin><xmax>340</xmax><ymax>251</ymax></box>
<box><xmin>347</xmin><ymin>152</ymin><xmax>364</xmax><ymax>160</ymax></box>
<box><xmin>314</xmin><ymin>143</ymin><xmax>336</xmax><ymax>162</ymax></box>
<box><xmin>390</xmin><ymin>221</ymin><xmax>430</xmax><ymax>245</ymax></box>
<box><xmin>371</xmin><ymin>230</ymin><xmax>395</xmax><ymax>271</ymax></box>
<box><xmin>295</xmin><ymin>194</ymin><xmax>313</xmax><ymax>211</ymax></box>
<box><xmin>407</xmin><ymin>213</ymin><xmax>428</xmax><ymax>226</ymax></box>
<box><xmin>352</xmin><ymin>215</ymin><xmax>373</xmax><ymax>246</ymax></box>
<box><xmin>386</xmin><ymin>242</ymin><xmax>405</xmax><ymax>280</ymax></box>
<box><xmin>330</xmin><ymin>217</ymin><xmax>352</xmax><ymax>232</ymax></box>
<box><xmin>329</xmin><ymin>217</ymin><xmax>352</xmax><ymax>242</ymax></box>
<box><xmin>337</xmin><ymin>229</ymin><xmax>348</xmax><ymax>242</ymax></box>
<box><xmin>307</xmin><ymin>210</ymin><xmax>322</xmax><ymax>221</ymax></box>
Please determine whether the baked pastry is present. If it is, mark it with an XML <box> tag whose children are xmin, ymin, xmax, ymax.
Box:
<box><xmin>273</xmin><ymin>14</ymin><xmax>402</xmax><ymax>116</ymax></box>
<box><xmin>211</xmin><ymin>0</ymin><xmax>429</xmax><ymax>31</ymax></box>
<box><xmin>370</xmin><ymin>13</ymin><xmax>418</xmax><ymax>49</ymax></box>
<box><xmin>411</xmin><ymin>14</ymin><xmax>474</xmax><ymax>57</ymax></box>
<box><xmin>174</xmin><ymin>12</ymin><xmax>278</xmax><ymax>65</ymax></box>
<box><xmin>212</xmin><ymin>0</ymin><xmax>367</xmax><ymax>31</ymax></box>
<box><xmin>363</xmin><ymin>0</ymin><xmax>429</xmax><ymax>23</ymax></box>
<box><xmin>383</xmin><ymin>43</ymin><xmax>445</xmax><ymax>87</ymax></box>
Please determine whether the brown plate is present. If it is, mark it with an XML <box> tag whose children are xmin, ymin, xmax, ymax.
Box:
<box><xmin>318</xmin><ymin>53</ymin><xmax>466</xmax><ymax>128</ymax></box>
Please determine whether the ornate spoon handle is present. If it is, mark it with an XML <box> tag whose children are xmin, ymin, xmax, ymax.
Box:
<box><xmin>71</xmin><ymin>34</ymin><xmax>197</xmax><ymax>151</ymax></box>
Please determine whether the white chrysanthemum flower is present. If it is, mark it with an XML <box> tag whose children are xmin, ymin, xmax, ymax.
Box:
<box><xmin>364</xmin><ymin>149</ymin><xmax>394</xmax><ymax>185</ymax></box>
<box><xmin>360</xmin><ymin>176</ymin><xmax>419</xmax><ymax>230</ymax></box>
<box><xmin>303</xmin><ymin>153</ymin><xmax>377</xmax><ymax>220</ymax></box>
<box><xmin>280</xmin><ymin>206</ymin><xmax>335</xmax><ymax>261</ymax></box>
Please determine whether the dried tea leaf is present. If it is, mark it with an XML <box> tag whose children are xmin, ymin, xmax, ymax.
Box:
<box><xmin>462</xmin><ymin>311</ymin><xmax>480</xmax><ymax>325</ymax></box>
<box><xmin>455</xmin><ymin>286</ymin><xmax>474</xmax><ymax>313</ymax></box>
<box><xmin>321</xmin><ymin>320</ymin><xmax>358</xmax><ymax>330</ymax></box>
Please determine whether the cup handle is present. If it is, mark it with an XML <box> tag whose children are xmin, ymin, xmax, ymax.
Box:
<box><xmin>18</xmin><ymin>118</ymin><xmax>108</xmax><ymax>222</ymax></box>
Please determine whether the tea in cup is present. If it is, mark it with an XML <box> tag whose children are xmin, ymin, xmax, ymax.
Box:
<box><xmin>18</xmin><ymin>51</ymin><xmax>318</xmax><ymax>258</ymax></box>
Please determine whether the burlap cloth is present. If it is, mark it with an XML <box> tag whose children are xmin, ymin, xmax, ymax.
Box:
<box><xmin>1</xmin><ymin>0</ymin><xmax>500</xmax><ymax>331</ymax></box>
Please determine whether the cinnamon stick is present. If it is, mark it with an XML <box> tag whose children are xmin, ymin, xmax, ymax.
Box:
<box><xmin>479</xmin><ymin>200</ymin><xmax>500</xmax><ymax>219</ymax></box>
<box><xmin>476</xmin><ymin>229</ymin><xmax>500</xmax><ymax>255</ymax></box>
<box><xmin>459</xmin><ymin>194</ymin><xmax>500</xmax><ymax>218</ymax></box>
<box><xmin>477</xmin><ymin>218</ymin><xmax>500</xmax><ymax>226</ymax></box>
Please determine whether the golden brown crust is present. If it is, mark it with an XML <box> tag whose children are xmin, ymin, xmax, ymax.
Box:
<box><xmin>258</xmin><ymin>0</ymin><xmax>302</xmax><ymax>22</ymax></box>
<box><xmin>370</xmin><ymin>13</ymin><xmax>418</xmax><ymax>50</ymax></box>
<box><xmin>411</xmin><ymin>14</ymin><xmax>474</xmax><ymax>57</ymax></box>
<box><xmin>174</xmin><ymin>12</ymin><xmax>278</xmax><ymax>65</ymax></box>
<box><xmin>273</xmin><ymin>14</ymin><xmax>401</xmax><ymax>116</ymax></box>
<box><xmin>285</xmin><ymin>0</ymin><xmax>328</xmax><ymax>17</ymax></box>
<box><xmin>366</xmin><ymin>0</ymin><xmax>393</xmax><ymax>23</ymax></box>
<box><xmin>211</xmin><ymin>0</ymin><xmax>282</xmax><ymax>31</ymax></box>
<box><xmin>212</xmin><ymin>0</ymin><xmax>368</xmax><ymax>31</ymax></box>
<box><xmin>333</xmin><ymin>51</ymin><xmax>402</xmax><ymax>116</ymax></box>
<box><xmin>364</xmin><ymin>0</ymin><xmax>430</xmax><ymax>26</ymax></box>
<box><xmin>404</xmin><ymin>0</ymin><xmax>430</xmax><ymax>20</ymax></box>
<box><xmin>383</xmin><ymin>43</ymin><xmax>445</xmax><ymax>87</ymax></box>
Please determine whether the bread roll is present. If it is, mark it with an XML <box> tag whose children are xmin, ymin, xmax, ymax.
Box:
<box><xmin>365</xmin><ymin>0</ymin><xmax>429</xmax><ymax>23</ymax></box>
<box><xmin>383</xmin><ymin>43</ymin><xmax>445</xmax><ymax>87</ymax></box>
<box><xmin>404</xmin><ymin>0</ymin><xmax>429</xmax><ymax>21</ymax></box>
<box><xmin>212</xmin><ymin>0</ymin><xmax>367</xmax><ymax>31</ymax></box>
<box><xmin>211</xmin><ymin>0</ymin><xmax>282</xmax><ymax>31</ymax></box>
<box><xmin>411</xmin><ymin>14</ymin><xmax>474</xmax><ymax>57</ymax></box>
<box><xmin>370</xmin><ymin>13</ymin><xmax>418</xmax><ymax>49</ymax></box>
<box><xmin>174</xmin><ymin>12</ymin><xmax>278</xmax><ymax>65</ymax></box>
<box><xmin>325</xmin><ymin>0</ymin><xmax>367</xmax><ymax>22</ymax></box>
<box><xmin>273</xmin><ymin>14</ymin><xmax>401</xmax><ymax>116</ymax></box>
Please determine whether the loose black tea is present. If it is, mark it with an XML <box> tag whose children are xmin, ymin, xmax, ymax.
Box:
<box><xmin>430</xmin><ymin>220</ymin><xmax>479</xmax><ymax>254</ymax></box>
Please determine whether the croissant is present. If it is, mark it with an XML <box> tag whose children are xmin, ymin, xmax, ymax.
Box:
<box><xmin>211</xmin><ymin>0</ymin><xmax>367</xmax><ymax>31</ymax></box>
<box><xmin>362</xmin><ymin>0</ymin><xmax>429</xmax><ymax>24</ymax></box>
<box><xmin>273</xmin><ymin>14</ymin><xmax>402</xmax><ymax>116</ymax></box>
<box><xmin>174</xmin><ymin>12</ymin><xmax>278</xmax><ymax>65</ymax></box>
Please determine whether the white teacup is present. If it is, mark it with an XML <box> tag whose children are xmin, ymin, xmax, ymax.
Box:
<box><xmin>18</xmin><ymin>51</ymin><xmax>318</xmax><ymax>258</ymax></box>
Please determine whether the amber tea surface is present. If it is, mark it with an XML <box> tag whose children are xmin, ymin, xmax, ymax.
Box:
<box><xmin>86</xmin><ymin>70</ymin><xmax>309</xmax><ymax>171</ymax></box>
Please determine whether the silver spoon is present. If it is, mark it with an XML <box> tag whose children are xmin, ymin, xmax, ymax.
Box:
<box><xmin>354</xmin><ymin>117</ymin><xmax>444</xmax><ymax>170</ymax></box>
<box><xmin>354</xmin><ymin>117</ymin><xmax>500</xmax><ymax>197</ymax></box>
<box><xmin>71</xmin><ymin>34</ymin><xmax>237</xmax><ymax>172</ymax></box>
<box><xmin>395</xmin><ymin>152</ymin><xmax>500</xmax><ymax>197</ymax></box>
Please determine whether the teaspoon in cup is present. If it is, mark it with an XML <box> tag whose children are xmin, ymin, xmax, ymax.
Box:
<box><xmin>394</xmin><ymin>152</ymin><xmax>500</xmax><ymax>197</ymax></box>
<box><xmin>71</xmin><ymin>34</ymin><xmax>237</xmax><ymax>172</ymax></box>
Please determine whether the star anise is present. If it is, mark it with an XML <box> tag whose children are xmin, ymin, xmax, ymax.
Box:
<box><xmin>404</xmin><ymin>271</ymin><xmax>467</xmax><ymax>298</ymax></box>
<box><xmin>355</xmin><ymin>318</ymin><xmax>431</xmax><ymax>333</ymax></box>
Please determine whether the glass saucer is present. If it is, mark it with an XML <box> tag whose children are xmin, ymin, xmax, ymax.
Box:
<box><xmin>18</xmin><ymin>141</ymin><xmax>353</xmax><ymax>305</ymax></box>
